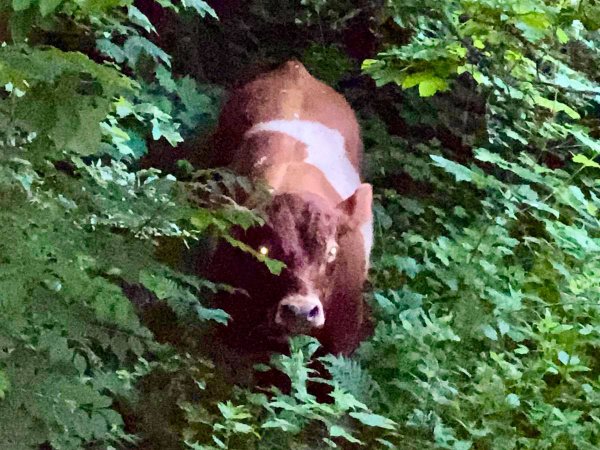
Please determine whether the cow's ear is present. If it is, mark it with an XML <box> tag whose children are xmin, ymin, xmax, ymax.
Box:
<box><xmin>337</xmin><ymin>183</ymin><xmax>372</xmax><ymax>230</ymax></box>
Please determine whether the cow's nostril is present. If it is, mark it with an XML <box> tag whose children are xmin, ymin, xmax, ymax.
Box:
<box><xmin>308</xmin><ymin>306</ymin><xmax>320</xmax><ymax>319</ymax></box>
<box><xmin>281</xmin><ymin>303</ymin><xmax>299</xmax><ymax>316</ymax></box>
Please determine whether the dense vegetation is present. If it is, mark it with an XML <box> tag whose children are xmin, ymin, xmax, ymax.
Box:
<box><xmin>0</xmin><ymin>0</ymin><xmax>599</xmax><ymax>449</ymax></box>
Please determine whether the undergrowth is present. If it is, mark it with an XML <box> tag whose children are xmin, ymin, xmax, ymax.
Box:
<box><xmin>0</xmin><ymin>0</ymin><xmax>599</xmax><ymax>449</ymax></box>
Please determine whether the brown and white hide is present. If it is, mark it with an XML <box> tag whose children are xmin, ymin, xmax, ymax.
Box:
<box><xmin>208</xmin><ymin>60</ymin><xmax>373</xmax><ymax>360</ymax></box>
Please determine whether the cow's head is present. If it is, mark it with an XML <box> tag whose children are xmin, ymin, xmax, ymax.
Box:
<box><xmin>227</xmin><ymin>183</ymin><xmax>372</xmax><ymax>342</ymax></box>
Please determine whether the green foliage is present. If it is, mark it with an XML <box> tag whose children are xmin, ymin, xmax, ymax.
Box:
<box><xmin>361</xmin><ymin>120</ymin><xmax>600</xmax><ymax>448</ymax></box>
<box><xmin>0</xmin><ymin>2</ymin><xmax>237</xmax><ymax>449</ymax></box>
<box><xmin>302</xmin><ymin>43</ymin><xmax>352</xmax><ymax>87</ymax></box>
<box><xmin>2</xmin><ymin>0</ymin><xmax>600</xmax><ymax>449</ymax></box>
<box><xmin>171</xmin><ymin>0</ymin><xmax>600</xmax><ymax>448</ymax></box>
<box><xmin>352</xmin><ymin>0</ymin><xmax>600</xmax><ymax>448</ymax></box>
<box><xmin>0</xmin><ymin>156</ymin><xmax>162</xmax><ymax>448</ymax></box>
<box><xmin>296</xmin><ymin>0</ymin><xmax>361</xmax><ymax>30</ymax></box>
<box><xmin>183</xmin><ymin>337</ymin><xmax>398</xmax><ymax>450</ymax></box>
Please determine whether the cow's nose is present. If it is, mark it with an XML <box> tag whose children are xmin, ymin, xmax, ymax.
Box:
<box><xmin>275</xmin><ymin>294</ymin><xmax>325</xmax><ymax>331</ymax></box>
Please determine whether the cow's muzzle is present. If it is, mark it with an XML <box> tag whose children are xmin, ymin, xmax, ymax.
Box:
<box><xmin>275</xmin><ymin>294</ymin><xmax>325</xmax><ymax>333</ymax></box>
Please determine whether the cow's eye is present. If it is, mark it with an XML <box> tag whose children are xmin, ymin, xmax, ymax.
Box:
<box><xmin>258</xmin><ymin>245</ymin><xmax>270</xmax><ymax>256</ymax></box>
<box><xmin>326</xmin><ymin>245</ymin><xmax>338</xmax><ymax>263</ymax></box>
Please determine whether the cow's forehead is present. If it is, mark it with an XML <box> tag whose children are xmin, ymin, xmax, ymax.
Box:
<box><xmin>267</xmin><ymin>194</ymin><xmax>338</xmax><ymax>259</ymax></box>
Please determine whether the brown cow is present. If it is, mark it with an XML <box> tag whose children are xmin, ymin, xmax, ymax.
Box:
<box><xmin>208</xmin><ymin>60</ymin><xmax>373</xmax><ymax>362</ymax></box>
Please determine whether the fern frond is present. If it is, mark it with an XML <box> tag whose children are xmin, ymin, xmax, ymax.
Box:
<box><xmin>319</xmin><ymin>354</ymin><xmax>380</xmax><ymax>407</ymax></box>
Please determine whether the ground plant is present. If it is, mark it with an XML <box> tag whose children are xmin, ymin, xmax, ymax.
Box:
<box><xmin>0</xmin><ymin>0</ymin><xmax>599</xmax><ymax>449</ymax></box>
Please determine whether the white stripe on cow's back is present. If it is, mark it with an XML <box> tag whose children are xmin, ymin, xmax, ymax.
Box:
<box><xmin>246</xmin><ymin>119</ymin><xmax>361</xmax><ymax>200</ymax></box>
<box><xmin>245</xmin><ymin>119</ymin><xmax>372</xmax><ymax>264</ymax></box>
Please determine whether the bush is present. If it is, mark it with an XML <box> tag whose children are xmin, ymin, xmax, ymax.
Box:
<box><xmin>0</xmin><ymin>0</ymin><xmax>599</xmax><ymax>449</ymax></box>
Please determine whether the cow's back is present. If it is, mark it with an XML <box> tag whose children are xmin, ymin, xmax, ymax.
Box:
<box><xmin>211</xmin><ymin>60</ymin><xmax>362</xmax><ymax>179</ymax></box>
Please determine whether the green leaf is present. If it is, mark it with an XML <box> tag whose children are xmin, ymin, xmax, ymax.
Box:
<box><xmin>558</xmin><ymin>351</ymin><xmax>570</xmax><ymax>365</ymax></box>
<box><xmin>194</xmin><ymin>305</ymin><xmax>230</xmax><ymax>324</ymax></box>
<box><xmin>506</xmin><ymin>393</ymin><xmax>521</xmax><ymax>408</ymax></box>
<box><xmin>349</xmin><ymin>412</ymin><xmax>396</xmax><ymax>430</ymax></box>
<box><xmin>12</xmin><ymin>0</ymin><xmax>31</xmax><ymax>11</ymax></box>
<box><xmin>178</xmin><ymin>77</ymin><xmax>213</xmax><ymax>115</ymax></box>
<box><xmin>96</xmin><ymin>39</ymin><xmax>127</xmax><ymax>63</ymax></box>
<box><xmin>402</xmin><ymin>71</ymin><xmax>434</xmax><ymax>89</ymax></box>
<box><xmin>329</xmin><ymin>425</ymin><xmax>362</xmax><ymax>444</ymax></box>
<box><xmin>263</xmin><ymin>257</ymin><xmax>286</xmax><ymax>275</ymax></box>
<box><xmin>0</xmin><ymin>370</ymin><xmax>10</xmax><ymax>399</ymax></box>
<box><xmin>123</xmin><ymin>36</ymin><xmax>172</xmax><ymax>67</ymax></box>
<box><xmin>505</xmin><ymin>129</ymin><xmax>528</xmax><ymax>145</ymax></box>
<box><xmin>571</xmin><ymin>129</ymin><xmax>600</xmax><ymax>153</ymax></box>
<box><xmin>498</xmin><ymin>320</ymin><xmax>510</xmax><ymax>336</ymax></box>
<box><xmin>522</xmin><ymin>199</ymin><xmax>560</xmax><ymax>218</ymax></box>
<box><xmin>156</xmin><ymin>65</ymin><xmax>177</xmax><ymax>93</ymax></box>
<box><xmin>128</xmin><ymin>6</ymin><xmax>156</xmax><ymax>33</ymax></box>
<box><xmin>454</xmin><ymin>441</ymin><xmax>472</xmax><ymax>450</ymax></box>
<box><xmin>223</xmin><ymin>235</ymin><xmax>286</xmax><ymax>275</ymax></box>
<box><xmin>181</xmin><ymin>0</ymin><xmax>218</xmax><ymax>18</ymax></box>
<box><xmin>73</xmin><ymin>354</ymin><xmax>87</xmax><ymax>374</ymax></box>
<box><xmin>572</xmin><ymin>153</ymin><xmax>600</xmax><ymax>169</ymax></box>
<box><xmin>232</xmin><ymin>422</ymin><xmax>254</xmax><ymax>434</ymax></box>
<box><xmin>217</xmin><ymin>401</ymin><xmax>252</xmax><ymax>421</ymax></box>
<box><xmin>114</xmin><ymin>97</ymin><xmax>134</xmax><ymax>118</ymax></box>
<box><xmin>39</xmin><ymin>0</ymin><xmax>62</xmax><ymax>16</ymax></box>
<box><xmin>483</xmin><ymin>325</ymin><xmax>498</xmax><ymax>341</ymax></box>
<box><xmin>262</xmin><ymin>418</ymin><xmax>298</xmax><ymax>432</ymax></box>
<box><xmin>556</xmin><ymin>28</ymin><xmax>569</xmax><ymax>44</ymax></box>
<box><xmin>361</xmin><ymin>59</ymin><xmax>379</xmax><ymax>70</ymax></box>
<box><xmin>533</xmin><ymin>95</ymin><xmax>580</xmax><ymax>119</ymax></box>
<box><xmin>212</xmin><ymin>435</ymin><xmax>226</xmax><ymax>449</ymax></box>
<box><xmin>515</xmin><ymin>345</ymin><xmax>530</xmax><ymax>355</ymax></box>
<box><xmin>418</xmin><ymin>77</ymin><xmax>448</xmax><ymax>97</ymax></box>
<box><xmin>515</xmin><ymin>13</ymin><xmax>551</xmax><ymax>41</ymax></box>
<box><xmin>401</xmin><ymin>72</ymin><xmax>448</xmax><ymax>96</ymax></box>
<box><xmin>150</xmin><ymin>117</ymin><xmax>183</xmax><ymax>146</ymax></box>
<box><xmin>431</xmin><ymin>155</ymin><xmax>474</xmax><ymax>182</ymax></box>
<box><xmin>90</xmin><ymin>413</ymin><xmax>108</xmax><ymax>440</ymax></box>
